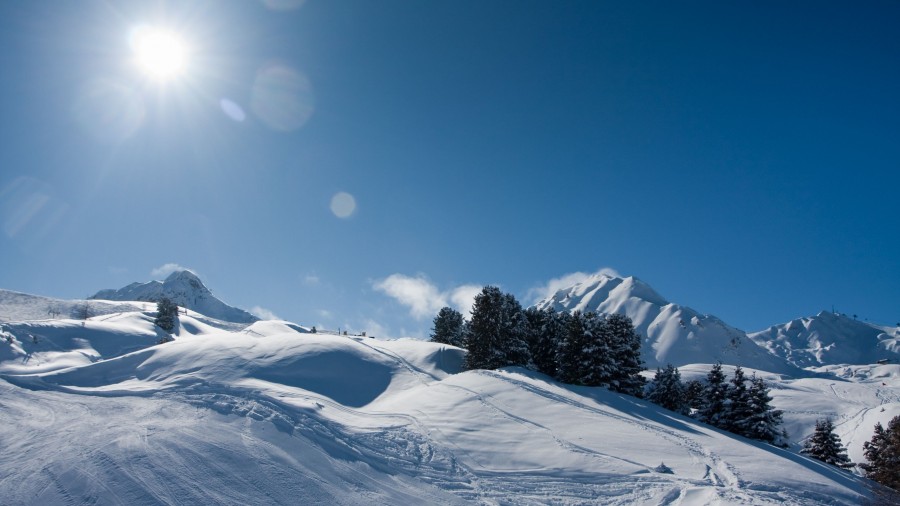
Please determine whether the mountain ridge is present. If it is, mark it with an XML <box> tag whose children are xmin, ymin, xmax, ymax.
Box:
<box><xmin>90</xmin><ymin>270</ymin><xmax>258</xmax><ymax>324</ymax></box>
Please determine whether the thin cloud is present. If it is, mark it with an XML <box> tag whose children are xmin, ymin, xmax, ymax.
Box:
<box><xmin>527</xmin><ymin>267</ymin><xmax>621</xmax><ymax>304</ymax></box>
<box><xmin>449</xmin><ymin>284</ymin><xmax>482</xmax><ymax>319</ymax></box>
<box><xmin>250</xmin><ymin>306</ymin><xmax>280</xmax><ymax>320</ymax></box>
<box><xmin>373</xmin><ymin>274</ymin><xmax>481</xmax><ymax>321</ymax></box>
<box><xmin>151</xmin><ymin>263</ymin><xmax>192</xmax><ymax>279</ymax></box>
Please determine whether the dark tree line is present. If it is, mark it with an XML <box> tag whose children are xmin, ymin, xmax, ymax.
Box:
<box><xmin>644</xmin><ymin>362</ymin><xmax>786</xmax><ymax>445</ymax></box>
<box><xmin>862</xmin><ymin>415</ymin><xmax>900</xmax><ymax>492</ymax></box>
<box><xmin>430</xmin><ymin>286</ymin><xmax>645</xmax><ymax>397</ymax></box>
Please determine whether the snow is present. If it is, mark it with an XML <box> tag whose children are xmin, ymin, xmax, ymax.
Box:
<box><xmin>90</xmin><ymin>270</ymin><xmax>258</xmax><ymax>324</ymax></box>
<box><xmin>1</xmin><ymin>282</ymin><xmax>895</xmax><ymax>505</ymax></box>
<box><xmin>536</xmin><ymin>274</ymin><xmax>800</xmax><ymax>374</ymax></box>
<box><xmin>749</xmin><ymin>311</ymin><xmax>900</xmax><ymax>367</ymax></box>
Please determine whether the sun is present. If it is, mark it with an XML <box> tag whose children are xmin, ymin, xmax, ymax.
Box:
<box><xmin>130</xmin><ymin>26</ymin><xmax>188</xmax><ymax>81</ymax></box>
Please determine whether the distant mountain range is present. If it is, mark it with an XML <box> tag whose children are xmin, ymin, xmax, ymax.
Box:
<box><xmin>535</xmin><ymin>273</ymin><xmax>899</xmax><ymax>371</ymax></box>
<box><xmin>90</xmin><ymin>270</ymin><xmax>258</xmax><ymax>324</ymax></box>
<box><xmin>749</xmin><ymin>311</ymin><xmax>900</xmax><ymax>368</ymax></box>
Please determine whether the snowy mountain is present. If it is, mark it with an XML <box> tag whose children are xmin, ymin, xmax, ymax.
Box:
<box><xmin>0</xmin><ymin>289</ymin><xmax>144</xmax><ymax>323</ymax></box>
<box><xmin>91</xmin><ymin>270</ymin><xmax>258</xmax><ymax>324</ymax></box>
<box><xmin>0</xmin><ymin>307</ymin><xmax>884</xmax><ymax>505</ymax></box>
<box><xmin>749</xmin><ymin>311</ymin><xmax>900</xmax><ymax>368</ymax></box>
<box><xmin>535</xmin><ymin>274</ymin><xmax>799</xmax><ymax>374</ymax></box>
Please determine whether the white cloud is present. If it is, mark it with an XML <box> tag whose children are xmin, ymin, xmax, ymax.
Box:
<box><xmin>250</xmin><ymin>306</ymin><xmax>280</xmax><ymax>320</ymax></box>
<box><xmin>527</xmin><ymin>267</ymin><xmax>621</xmax><ymax>304</ymax></box>
<box><xmin>361</xmin><ymin>319</ymin><xmax>388</xmax><ymax>339</ymax></box>
<box><xmin>151</xmin><ymin>263</ymin><xmax>192</xmax><ymax>279</ymax></box>
<box><xmin>316</xmin><ymin>309</ymin><xmax>333</xmax><ymax>319</ymax></box>
<box><xmin>303</xmin><ymin>274</ymin><xmax>320</xmax><ymax>286</ymax></box>
<box><xmin>373</xmin><ymin>274</ymin><xmax>482</xmax><ymax>321</ymax></box>
<box><xmin>449</xmin><ymin>284</ymin><xmax>482</xmax><ymax>319</ymax></box>
<box><xmin>373</xmin><ymin>274</ymin><xmax>446</xmax><ymax>320</ymax></box>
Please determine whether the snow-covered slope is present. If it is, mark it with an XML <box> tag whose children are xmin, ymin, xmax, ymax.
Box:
<box><xmin>90</xmin><ymin>270</ymin><xmax>258</xmax><ymax>324</ymax></box>
<box><xmin>535</xmin><ymin>274</ymin><xmax>798</xmax><ymax>374</ymax></box>
<box><xmin>749</xmin><ymin>311</ymin><xmax>900</xmax><ymax>368</ymax></box>
<box><xmin>0</xmin><ymin>288</ymin><xmax>142</xmax><ymax>322</ymax></box>
<box><xmin>0</xmin><ymin>307</ymin><xmax>882</xmax><ymax>505</ymax></box>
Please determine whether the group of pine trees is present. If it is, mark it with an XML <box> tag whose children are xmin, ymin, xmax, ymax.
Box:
<box><xmin>861</xmin><ymin>415</ymin><xmax>900</xmax><ymax>491</ymax></box>
<box><xmin>646</xmin><ymin>363</ymin><xmax>785</xmax><ymax>444</ymax></box>
<box><xmin>430</xmin><ymin>286</ymin><xmax>645</xmax><ymax>396</ymax></box>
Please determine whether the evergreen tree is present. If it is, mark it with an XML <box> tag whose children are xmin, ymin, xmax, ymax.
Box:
<box><xmin>684</xmin><ymin>379</ymin><xmax>705</xmax><ymax>411</ymax></box>
<box><xmin>744</xmin><ymin>374</ymin><xmax>784</xmax><ymax>444</ymax></box>
<box><xmin>463</xmin><ymin>286</ymin><xmax>530</xmax><ymax>371</ymax></box>
<box><xmin>801</xmin><ymin>419</ymin><xmax>853</xmax><ymax>469</ymax></box>
<box><xmin>862</xmin><ymin>416</ymin><xmax>900</xmax><ymax>490</ymax></box>
<box><xmin>605</xmin><ymin>313</ymin><xmax>645</xmax><ymax>396</ymax></box>
<box><xmin>723</xmin><ymin>366</ymin><xmax>754</xmax><ymax>436</ymax></box>
<box><xmin>646</xmin><ymin>364</ymin><xmax>688</xmax><ymax>414</ymax></box>
<box><xmin>524</xmin><ymin>307</ymin><xmax>565</xmax><ymax>377</ymax></box>
<box><xmin>155</xmin><ymin>297</ymin><xmax>178</xmax><ymax>334</ymax></box>
<box><xmin>430</xmin><ymin>306</ymin><xmax>466</xmax><ymax>347</ymax></box>
<box><xmin>699</xmin><ymin>362</ymin><xmax>728</xmax><ymax>427</ymax></box>
<box><xmin>579</xmin><ymin>312</ymin><xmax>615</xmax><ymax>387</ymax></box>
<box><xmin>556</xmin><ymin>311</ymin><xmax>589</xmax><ymax>384</ymax></box>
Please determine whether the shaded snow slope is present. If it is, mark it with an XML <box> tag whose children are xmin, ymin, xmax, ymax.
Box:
<box><xmin>536</xmin><ymin>274</ymin><xmax>798</xmax><ymax>374</ymax></box>
<box><xmin>1</xmin><ymin>320</ymin><xmax>877</xmax><ymax>505</ymax></box>
<box><xmin>679</xmin><ymin>363</ymin><xmax>900</xmax><ymax>470</ymax></box>
<box><xmin>91</xmin><ymin>270</ymin><xmax>258</xmax><ymax>324</ymax></box>
<box><xmin>0</xmin><ymin>288</ymin><xmax>142</xmax><ymax>322</ymax></box>
<box><xmin>749</xmin><ymin>311</ymin><xmax>900</xmax><ymax>367</ymax></box>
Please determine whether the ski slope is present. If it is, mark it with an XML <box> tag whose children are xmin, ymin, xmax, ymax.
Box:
<box><xmin>0</xmin><ymin>306</ymin><xmax>885</xmax><ymax>505</ymax></box>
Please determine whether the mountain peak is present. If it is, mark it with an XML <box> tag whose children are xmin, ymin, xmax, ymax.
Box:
<box><xmin>91</xmin><ymin>271</ymin><xmax>257</xmax><ymax>324</ymax></box>
<box><xmin>535</xmin><ymin>272</ymin><xmax>796</xmax><ymax>373</ymax></box>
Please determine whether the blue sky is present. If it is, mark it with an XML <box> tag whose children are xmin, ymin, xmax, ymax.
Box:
<box><xmin>1</xmin><ymin>1</ymin><xmax>898</xmax><ymax>337</ymax></box>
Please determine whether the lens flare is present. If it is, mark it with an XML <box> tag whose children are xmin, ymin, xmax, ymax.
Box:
<box><xmin>251</xmin><ymin>65</ymin><xmax>315</xmax><ymax>131</ymax></box>
<box><xmin>330</xmin><ymin>192</ymin><xmax>357</xmax><ymax>219</ymax></box>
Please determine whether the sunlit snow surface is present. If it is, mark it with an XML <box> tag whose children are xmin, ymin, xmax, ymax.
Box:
<box><xmin>1</xmin><ymin>295</ymin><xmax>894</xmax><ymax>504</ymax></box>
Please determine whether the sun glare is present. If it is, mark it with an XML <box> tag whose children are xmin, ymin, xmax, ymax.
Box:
<box><xmin>131</xmin><ymin>26</ymin><xmax>188</xmax><ymax>81</ymax></box>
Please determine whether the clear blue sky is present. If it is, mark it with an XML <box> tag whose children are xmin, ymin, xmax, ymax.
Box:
<box><xmin>1</xmin><ymin>1</ymin><xmax>898</xmax><ymax>337</ymax></box>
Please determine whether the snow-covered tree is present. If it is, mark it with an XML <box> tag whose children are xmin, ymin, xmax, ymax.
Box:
<box><xmin>430</xmin><ymin>306</ymin><xmax>466</xmax><ymax>347</ymax></box>
<box><xmin>556</xmin><ymin>311</ymin><xmax>589</xmax><ymax>384</ymax></box>
<box><xmin>699</xmin><ymin>362</ymin><xmax>728</xmax><ymax>427</ymax></box>
<box><xmin>579</xmin><ymin>312</ymin><xmax>615</xmax><ymax>387</ymax></box>
<box><xmin>524</xmin><ymin>307</ymin><xmax>566</xmax><ymax>377</ymax></box>
<box><xmin>604</xmin><ymin>313</ymin><xmax>645</xmax><ymax>396</ymax></box>
<box><xmin>744</xmin><ymin>374</ymin><xmax>784</xmax><ymax>444</ymax></box>
<box><xmin>155</xmin><ymin>297</ymin><xmax>178</xmax><ymax>334</ymax></box>
<box><xmin>646</xmin><ymin>364</ymin><xmax>688</xmax><ymax>414</ymax></box>
<box><xmin>463</xmin><ymin>286</ymin><xmax>530</xmax><ymax>371</ymax></box>
<box><xmin>801</xmin><ymin>418</ymin><xmax>853</xmax><ymax>469</ymax></box>
<box><xmin>684</xmin><ymin>379</ymin><xmax>705</xmax><ymax>412</ymax></box>
<box><xmin>862</xmin><ymin>415</ymin><xmax>900</xmax><ymax>491</ymax></box>
<box><xmin>722</xmin><ymin>366</ymin><xmax>753</xmax><ymax>436</ymax></box>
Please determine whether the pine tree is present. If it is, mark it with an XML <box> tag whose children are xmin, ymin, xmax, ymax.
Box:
<box><xmin>646</xmin><ymin>364</ymin><xmax>688</xmax><ymax>414</ymax></box>
<box><xmin>862</xmin><ymin>416</ymin><xmax>900</xmax><ymax>490</ymax></box>
<box><xmin>801</xmin><ymin>418</ymin><xmax>853</xmax><ymax>469</ymax></box>
<box><xmin>155</xmin><ymin>297</ymin><xmax>178</xmax><ymax>334</ymax></box>
<box><xmin>723</xmin><ymin>366</ymin><xmax>754</xmax><ymax>436</ymax></box>
<box><xmin>605</xmin><ymin>313</ymin><xmax>645</xmax><ymax>396</ymax></box>
<box><xmin>557</xmin><ymin>311</ymin><xmax>589</xmax><ymax>384</ymax></box>
<box><xmin>430</xmin><ymin>306</ymin><xmax>466</xmax><ymax>347</ymax></box>
<box><xmin>579</xmin><ymin>312</ymin><xmax>615</xmax><ymax>387</ymax></box>
<box><xmin>463</xmin><ymin>287</ymin><xmax>530</xmax><ymax>371</ymax></box>
<box><xmin>744</xmin><ymin>374</ymin><xmax>784</xmax><ymax>444</ymax></box>
<box><xmin>699</xmin><ymin>362</ymin><xmax>728</xmax><ymax>427</ymax></box>
<box><xmin>524</xmin><ymin>307</ymin><xmax>566</xmax><ymax>377</ymax></box>
<box><xmin>684</xmin><ymin>379</ymin><xmax>705</xmax><ymax>412</ymax></box>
